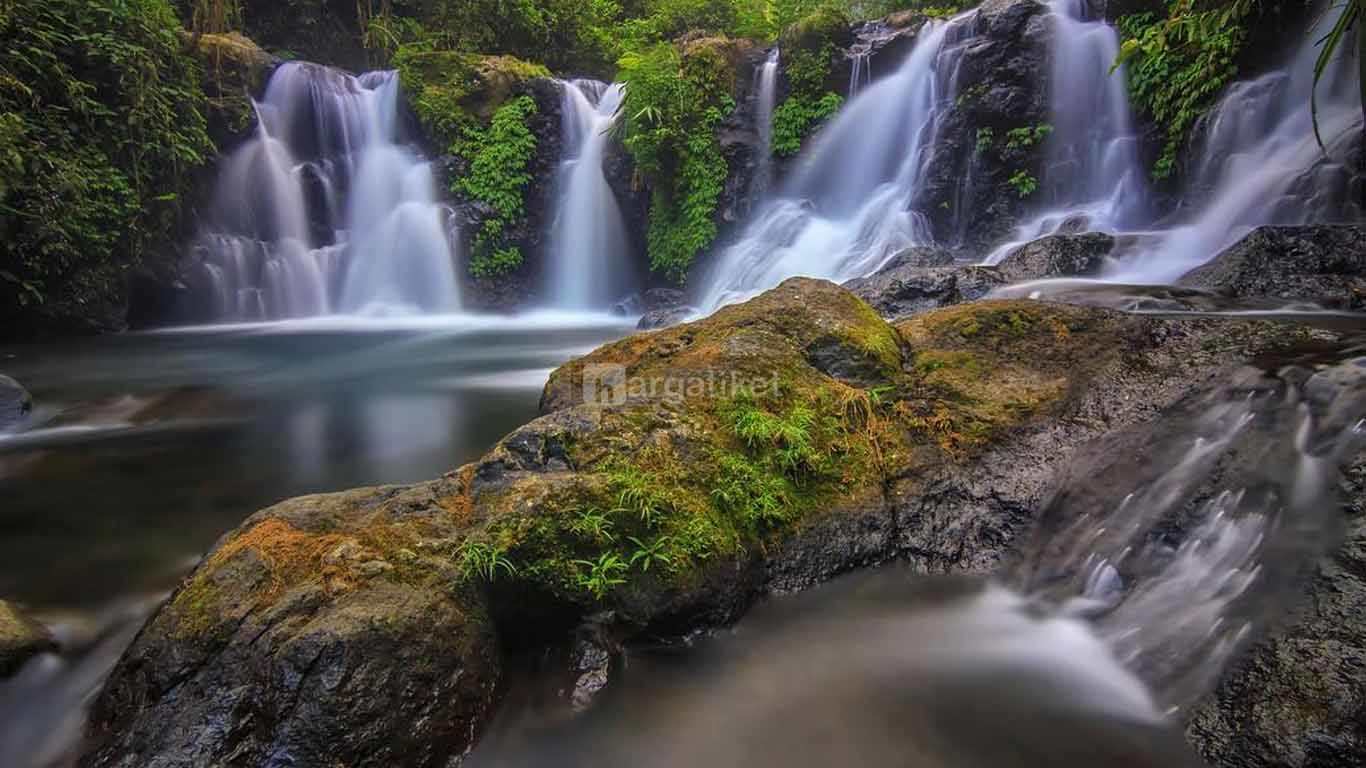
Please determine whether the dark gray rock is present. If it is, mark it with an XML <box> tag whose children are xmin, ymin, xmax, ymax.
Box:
<box><xmin>1178</xmin><ymin>225</ymin><xmax>1366</xmax><ymax>309</ymax></box>
<box><xmin>0</xmin><ymin>600</ymin><xmax>54</xmax><ymax>677</ymax></box>
<box><xmin>843</xmin><ymin>248</ymin><xmax>1005</xmax><ymax>322</ymax></box>
<box><xmin>637</xmin><ymin>306</ymin><xmax>696</xmax><ymax>331</ymax></box>
<box><xmin>613</xmin><ymin>288</ymin><xmax>687</xmax><ymax>317</ymax></box>
<box><xmin>1186</xmin><ymin>493</ymin><xmax>1366</xmax><ymax>768</ymax></box>
<box><xmin>913</xmin><ymin>0</ymin><xmax>1052</xmax><ymax>252</ymax></box>
<box><xmin>0</xmin><ymin>375</ymin><xmax>32</xmax><ymax>432</ymax></box>
<box><xmin>995</xmin><ymin>232</ymin><xmax>1116</xmax><ymax>283</ymax></box>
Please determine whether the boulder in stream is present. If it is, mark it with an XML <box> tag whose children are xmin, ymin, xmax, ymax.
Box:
<box><xmin>994</xmin><ymin>232</ymin><xmax>1116</xmax><ymax>283</ymax></box>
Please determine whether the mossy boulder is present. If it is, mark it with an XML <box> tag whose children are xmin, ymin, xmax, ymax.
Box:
<box><xmin>84</xmin><ymin>279</ymin><xmax>1336</xmax><ymax>766</ymax></box>
<box><xmin>395</xmin><ymin>51</ymin><xmax>551</xmax><ymax>151</ymax></box>
<box><xmin>83</xmin><ymin>480</ymin><xmax>501</xmax><ymax>768</ymax></box>
<box><xmin>190</xmin><ymin>32</ymin><xmax>278</xmax><ymax>150</ymax></box>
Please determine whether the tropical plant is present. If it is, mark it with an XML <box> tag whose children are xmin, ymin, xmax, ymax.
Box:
<box><xmin>458</xmin><ymin>540</ymin><xmax>519</xmax><ymax>580</ymax></box>
<box><xmin>574</xmin><ymin>552</ymin><xmax>630</xmax><ymax>598</ymax></box>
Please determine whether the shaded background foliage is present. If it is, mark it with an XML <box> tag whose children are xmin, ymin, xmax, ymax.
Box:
<box><xmin>0</xmin><ymin>0</ymin><xmax>212</xmax><ymax>336</ymax></box>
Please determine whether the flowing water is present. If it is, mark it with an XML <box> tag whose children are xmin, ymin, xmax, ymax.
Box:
<box><xmin>190</xmin><ymin>62</ymin><xmax>461</xmax><ymax>320</ymax></box>
<box><xmin>546</xmin><ymin>80</ymin><xmax>633</xmax><ymax>309</ymax></box>
<box><xmin>986</xmin><ymin>2</ymin><xmax>1362</xmax><ymax>281</ymax></box>
<box><xmin>696</xmin><ymin>14</ymin><xmax>974</xmax><ymax>311</ymax></box>
<box><xmin>752</xmin><ymin>49</ymin><xmax>781</xmax><ymax>199</ymax></box>
<box><xmin>982</xmin><ymin>0</ymin><xmax>1150</xmax><ymax>262</ymax></box>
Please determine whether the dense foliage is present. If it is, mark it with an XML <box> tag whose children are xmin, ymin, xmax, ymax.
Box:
<box><xmin>618</xmin><ymin>40</ymin><xmax>737</xmax><ymax>282</ymax></box>
<box><xmin>771</xmin><ymin>5</ymin><xmax>847</xmax><ymax>156</ymax></box>
<box><xmin>0</xmin><ymin>0</ymin><xmax>213</xmax><ymax>332</ymax></box>
<box><xmin>1116</xmin><ymin>0</ymin><xmax>1255</xmax><ymax>179</ymax></box>
<box><xmin>456</xmin><ymin>95</ymin><xmax>542</xmax><ymax>278</ymax></box>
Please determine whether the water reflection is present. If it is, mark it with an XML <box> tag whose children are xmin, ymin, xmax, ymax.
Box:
<box><xmin>0</xmin><ymin>314</ymin><xmax>632</xmax><ymax>612</ymax></box>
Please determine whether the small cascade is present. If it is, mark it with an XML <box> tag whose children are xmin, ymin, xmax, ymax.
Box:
<box><xmin>545</xmin><ymin>79</ymin><xmax>632</xmax><ymax>310</ymax></box>
<box><xmin>696</xmin><ymin>13</ymin><xmax>975</xmax><ymax>312</ymax></box>
<box><xmin>193</xmin><ymin>62</ymin><xmax>460</xmax><ymax>320</ymax></box>
<box><xmin>984</xmin><ymin>0</ymin><xmax>1149</xmax><ymax>263</ymax></box>
<box><xmin>1105</xmin><ymin>6</ymin><xmax>1363</xmax><ymax>283</ymax></box>
<box><xmin>752</xmin><ymin>49</ymin><xmax>781</xmax><ymax>198</ymax></box>
<box><xmin>846</xmin><ymin>21</ymin><xmax>896</xmax><ymax>97</ymax></box>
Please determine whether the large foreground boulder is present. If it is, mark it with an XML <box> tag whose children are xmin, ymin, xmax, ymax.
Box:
<box><xmin>83</xmin><ymin>278</ymin><xmax>1351</xmax><ymax>766</ymax></box>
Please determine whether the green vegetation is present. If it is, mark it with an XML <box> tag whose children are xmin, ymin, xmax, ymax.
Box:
<box><xmin>771</xmin><ymin>6</ymin><xmax>848</xmax><ymax>157</ymax></box>
<box><xmin>1005</xmin><ymin>123</ymin><xmax>1052</xmax><ymax>150</ymax></box>
<box><xmin>618</xmin><ymin>39</ymin><xmax>738</xmax><ymax>283</ymax></box>
<box><xmin>975</xmin><ymin>127</ymin><xmax>995</xmax><ymax>154</ymax></box>
<box><xmin>1006</xmin><ymin>170</ymin><xmax>1038</xmax><ymax>198</ymax></box>
<box><xmin>456</xmin><ymin>95</ymin><xmax>541</xmax><ymax>278</ymax></box>
<box><xmin>0</xmin><ymin>0</ymin><xmax>214</xmax><ymax>333</ymax></box>
<box><xmin>1115</xmin><ymin>0</ymin><xmax>1255</xmax><ymax>179</ymax></box>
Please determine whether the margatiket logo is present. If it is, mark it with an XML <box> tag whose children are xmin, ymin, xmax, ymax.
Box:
<box><xmin>583</xmin><ymin>364</ymin><xmax>628</xmax><ymax>406</ymax></box>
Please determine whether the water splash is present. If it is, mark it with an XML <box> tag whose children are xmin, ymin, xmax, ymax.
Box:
<box><xmin>696</xmin><ymin>14</ymin><xmax>974</xmax><ymax>312</ymax></box>
<box><xmin>192</xmin><ymin>62</ymin><xmax>460</xmax><ymax>320</ymax></box>
<box><xmin>1103</xmin><ymin>10</ymin><xmax>1362</xmax><ymax>283</ymax></box>
<box><xmin>1014</xmin><ymin>355</ymin><xmax>1366</xmax><ymax>714</ymax></box>
<box><xmin>545</xmin><ymin>80</ymin><xmax>632</xmax><ymax>310</ymax></box>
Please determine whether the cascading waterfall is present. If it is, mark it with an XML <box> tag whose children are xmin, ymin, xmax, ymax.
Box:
<box><xmin>988</xmin><ymin>2</ymin><xmax>1361</xmax><ymax>282</ymax></box>
<box><xmin>983</xmin><ymin>0</ymin><xmax>1149</xmax><ymax>263</ymax></box>
<box><xmin>752</xmin><ymin>49</ymin><xmax>781</xmax><ymax>199</ymax></box>
<box><xmin>1103</xmin><ymin>8</ymin><xmax>1362</xmax><ymax>283</ymax></box>
<box><xmin>192</xmin><ymin>62</ymin><xmax>460</xmax><ymax>320</ymax></box>
<box><xmin>545</xmin><ymin>80</ymin><xmax>632</xmax><ymax>310</ymax></box>
<box><xmin>696</xmin><ymin>13</ymin><xmax>975</xmax><ymax>312</ymax></box>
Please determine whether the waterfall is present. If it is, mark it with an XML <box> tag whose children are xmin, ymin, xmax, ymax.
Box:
<box><xmin>545</xmin><ymin>79</ymin><xmax>632</xmax><ymax>310</ymax></box>
<box><xmin>194</xmin><ymin>62</ymin><xmax>460</xmax><ymax>320</ymax></box>
<box><xmin>988</xmin><ymin>2</ymin><xmax>1361</xmax><ymax>281</ymax></box>
<box><xmin>1104</xmin><ymin>5</ymin><xmax>1363</xmax><ymax>283</ymax></box>
<box><xmin>982</xmin><ymin>0</ymin><xmax>1149</xmax><ymax>263</ymax></box>
<box><xmin>696</xmin><ymin>14</ymin><xmax>974</xmax><ymax>312</ymax></box>
<box><xmin>752</xmin><ymin>49</ymin><xmax>781</xmax><ymax>198</ymax></box>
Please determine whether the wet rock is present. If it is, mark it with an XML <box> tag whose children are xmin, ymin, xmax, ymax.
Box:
<box><xmin>0</xmin><ymin>600</ymin><xmax>54</xmax><ymax>677</ymax></box>
<box><xmin>1186</xmin><ymin>452</ymin><xmax>1366</xmax><ymax>768</ymax></box>
<box><xmin>913</xmin><ymin>0</ymin><xmax>1052</xmax><ymax>252</ymax></box>
<box><xmin>82</xmin><ymin>482</ymin><xmax>502</xmax><ymax>768</ymax></box>
<box><xmin>994</xmin><ymin>232</ymin><xmax>1116</xmax><ymax>283</ymax></box>
<box><xmin>0</xmin><ymin>375</ymin><xmax>32</xmax><ymax>432</ymax></box>
<box><xmin>843</xmin><ymin>248</ymin><xmax>1005</xmax><ymax>322</ymax></box>
<box><xmin>190</xmin><ymin>32</ymin><xmax>278</xmax><ymax>151</ymax></box>
<box><xmin>614</xmin><ymin>289</ymin><xmax>687</xmax><ymax>318</ymax></box>
<box><xmin>637</xmin><ymin>306</ymin><xmax>696</xmax><ymax>331</ymax></box>
<box><xmin>1178</xmin><ymin>225</ymin><xmax>1366</xmax><ymax>310</ymax></box>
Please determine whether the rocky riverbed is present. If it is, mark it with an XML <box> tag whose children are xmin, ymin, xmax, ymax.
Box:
<box><xmin>64</xmin><ymin>225</ymin><xmax>1366</xmax><ymax>767</ymax></box>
